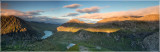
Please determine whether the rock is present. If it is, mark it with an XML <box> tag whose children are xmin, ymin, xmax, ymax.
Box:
<box><xmin>76</xmin><ymin>30</ymin><xmax>91</xmax><ymax>40</ymax></box>
<box><xmin>114</xmin><ymin>35</ymin><xmax>120</xmax><ymax>41</ymax></box>
<box><xmin>96</xmin><ymin>46</ymin><xmax>101</xmax><ymax>50</ymax></box>
<box><xmin>143</xmin><ymin>32</ymin><xmax>159</xmax><ymax>51</ymax></box>
<box><xmin>79</xmin><ymin>46</ymin><xmax>88</xmax><ymax>51</ymax></box>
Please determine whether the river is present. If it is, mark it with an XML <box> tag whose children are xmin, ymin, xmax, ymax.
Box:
<box><xmin>41</xmin><ymin>30</ymin><xmax>53</xmax><ymax>39</ymax></box>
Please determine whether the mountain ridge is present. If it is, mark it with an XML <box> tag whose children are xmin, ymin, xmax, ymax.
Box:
<box><xmin>67</xmin><ymin>19</ymin><xmax>85</xmax><ymax>23</ymax></box>
<box><xmin>1</xmin><ymin>16</ymin><xmax>43</xmax><ymax>49</ymax></box>
<box><xmin>97</xmin><ymin>14</ymin><xmax>159</xmax><ymax>23</ymax></box>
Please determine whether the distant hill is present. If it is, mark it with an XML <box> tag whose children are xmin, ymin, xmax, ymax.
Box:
<box><xmin>97</xmin><ymin>14</ymin><xmax>159</xmax><ymax>23</ymax></box>
<box><xmin>67</xmin><ymin>19</ymin><xmax>85</xmax><ymax>23</ymax></box>
<box><xmin>61</xmin><ymin>19</ymin><xmax>90</xmax><ymax>28</ymax></box>
<box><xmin>57</xmin><ymin>14</ymin><xmax>159</xmax><ymax>33</ymax></box>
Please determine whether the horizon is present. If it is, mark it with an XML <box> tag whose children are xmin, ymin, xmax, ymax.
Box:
<box><xmin>1</xmin><ymin>1</ymin><xmax>159</xmax><ymax>51</ymax></box>
<box><xmin>1</xmin><ymin>1</ymin><xmax>159</xmax><ymax>24</ymax></box>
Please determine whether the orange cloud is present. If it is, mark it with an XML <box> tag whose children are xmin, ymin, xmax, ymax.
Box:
<box><xmin>63</xmin><ymin>13</ymin><xmax>79</xmax><ymax>17</ymax></box>
<box><xmin>76</xmin><ymin>6</ymin><xmax>100</xmax><ymax>13</ymax></box>
<box><xmin>64</xmin><ymin>4</ymin><xmax>81</xmax><ymax>9</ymax></box>
<box><xmin>78</xmin><ymin>6</ymin><xmax>159</xmax><ymax>19</ymax></box>
<box><xmin>1</xmin><ymin>9</ymin><xmax>44</xmax><ymax>16</ymax></box>
<box><xmin>1</xmin><ymin>9</ymin><xmax>26</xmax><ymax>16</ymax></box>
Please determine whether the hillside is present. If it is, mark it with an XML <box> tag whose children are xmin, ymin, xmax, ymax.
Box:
<box><xmin>67</xmin><ymin>19</ymin><xmax>85</xmax><ymax>23</ymax></box>
<box><xmin>97</xmin><ymin>14</ymin><xmax>159</xmax><ymax>23</ymax></box>
<box><xmin>55</xmin><ymin>14</ymin><xmax>159</xmax><ymax>51</ymax></box>
<box><xmin>1</xmin><ymin>16</ymin><xmax>43</xmax><ymax>50</ymax></box>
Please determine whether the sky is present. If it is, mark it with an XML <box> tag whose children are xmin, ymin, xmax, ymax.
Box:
<box><xmin>1</xmin><ymin>1</ymin><xmax>159</xmax><ymax>24</ymax></box>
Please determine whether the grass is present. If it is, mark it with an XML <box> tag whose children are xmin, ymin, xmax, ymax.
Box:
<box><xmin>67</xmin><ymin>45</ymin><xmax>79</xmax><ymax>51</ymax></box>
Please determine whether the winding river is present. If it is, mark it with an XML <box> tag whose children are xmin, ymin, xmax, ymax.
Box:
<box><xmin>41</xmin><ymin>30</ymin><xmax>53</xmax><ymax>39</ymax></box>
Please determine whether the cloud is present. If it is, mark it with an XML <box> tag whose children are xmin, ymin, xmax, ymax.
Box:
<box><xmin>78</xmin><ymin>6</ymin><xmax>159</xmax><ymax>19</ymax></box>
<box><xmin>76</xmin><ymin>6</ymin><xmax>100</xmax><ymax>13</ymax></box>
<box><xmin>26</xmin><ymin>16</ymin><xmax>69</xmax><ymax>24</ymax></box>
<box><xmin>63</xmin><ymin>13</ymin><xmax>79</xmax><ymax>17</ymax></box>
<box><xmin>1</xmin><ymin>9</ymin><xmax>68</xmax><ymax>24</ymax></box>
<box><xmin>1</xmin><ymin>3</ymin><xmax>8</xmax><ymax>9</ymax></box>
<box><xmin>1</xmin><ymin>9</ymin><xmax>26</xmax><ymax>16</ymax></box>
<box><xmin>26</xmin><ymin>10</ymin><xmax>44</xmax><ymax>16</ymax></box>
<box><xmin>63</xmin><ymin>4</ymin><xmax>81</xmax><ymax>9</ymax></box>
<box><xmin>75</xmin><ymin>18</ymin><xmax>102</xmax><ymax>23</ymax></box>
<box><xmin>1</xmin><ymin>9</ymin><xmax>44</xmax><ymax>16</ymax></box>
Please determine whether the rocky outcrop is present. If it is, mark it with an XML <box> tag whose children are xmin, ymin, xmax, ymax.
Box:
<box><xmin>143</xmin><ymin>32</ymin><xmax>159</xmax><ymax>51</ymax></box>
<box><xmin>74</xmin><ymin>30</ymin><xmax>91</xmax><ymax>40</ymax></box>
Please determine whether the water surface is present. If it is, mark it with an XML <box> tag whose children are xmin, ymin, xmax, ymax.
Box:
<box><xmin>41</xmin><ymin>30</ymin><xmax>53</xmax><ymax>39</ymax></box>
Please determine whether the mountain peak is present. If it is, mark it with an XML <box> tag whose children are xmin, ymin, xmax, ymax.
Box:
<box><xmin>67</xmin><ymin>19</ymin><xmax>85</xmax><ymax>23</ymax></box>
<box><xmin>1</xmin><ymin>15</ymin><xmax>42</xmax><ymax>41</ymax></box>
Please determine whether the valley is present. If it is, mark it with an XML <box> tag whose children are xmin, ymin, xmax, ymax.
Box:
<box><xmin>1</xmin><ymin>14</ymin><xmax>159</xmax><ymax>51</ymax></box>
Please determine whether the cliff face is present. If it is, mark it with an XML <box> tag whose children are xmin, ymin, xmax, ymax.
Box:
<box><xmin>1</xmin><ymin>16</ymin><xmax>42</xmax><ymax>45</ymax></box>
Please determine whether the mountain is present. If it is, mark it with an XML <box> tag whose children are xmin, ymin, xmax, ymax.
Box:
<box><xmin>55</xmin><ymin>14</ymin><xmax>159</xmax><ymax>51</ymax></box>
<box><xmin>97</xmin><ymin>14</ymin><xmax>159</xmax><ymax>23</ymax></box>
<box><xmin>67</xmin><ymin>19</ymin><xmax>85</xmax><ymax>23</ymax></box>
<box><xmin>1</xmin><ymin>14</ymin><xmax>159</xmax><ymax>51</ymax></box>
<box><xmin>57</xmin><ymin>14</ymin><xmax>159</xmax><ymax>33</ymax></box>
<box><xmin>61</xmin><ymin>19</ymin><xmax>90</xmax><ymax>28</ymax></box>
<box><xmin>1</xmin><ymin>16</ymin><xmax>43</xmax><ymax>50</ymax></box>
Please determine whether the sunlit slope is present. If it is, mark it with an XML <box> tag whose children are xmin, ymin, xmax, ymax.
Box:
<box><xmin>57</xmin><ymin>18</ymin><xmax>120</xmax><ymax>33</ymax></box>
<box><xmin>57</xmin><ymin>26</ymin><xmax>82</xmax><ymax>32</ymax></box>
<box><xmin>67</xmin><ymin>19</ymin><xmax>85</xmax><ymax>23</ymax></box>
<box><xmin>1</xmin><ymin>15</ymin><xmax>43</xmax><ymax>42</ymax></box>
<box><xmin>84</xmin><ymin>28</ymin><xmax>120</xmax><ymax>33</ymax></box>
<box><xmin>57</xmin><ymin>26</ymin><xmax>120</xmax><ymax>33</ymax></box>
<box><xmin>1</xmin><ymin>16</ymin><xmax>28</xmax><ymax>35</ymax></box>
<box><xmin>57</xmin><ymin>14</ymin><xmax>159</xmax><ymax>33</ymax></box>
<box><xmin>98</xmin><ymin>14</ymin><xmax>159</xmax><ymax>23</ymax></box>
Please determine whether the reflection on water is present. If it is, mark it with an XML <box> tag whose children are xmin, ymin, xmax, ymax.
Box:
<box><xmin>57</xmin><ymin>26</ymin><xmax>120</xmax><ymax>33</ymax></box>
<box><xmin>41</xmin><ymin>30</ymin><xmax>53</xmax><ymax>39</ymax></box>
<box><xmin>67</xmin><ymin>43</ymin><xmax>76</xmax><ymax>49</ymax></box>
